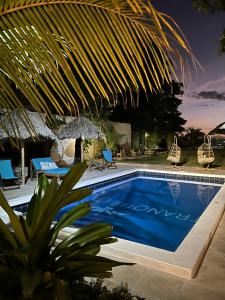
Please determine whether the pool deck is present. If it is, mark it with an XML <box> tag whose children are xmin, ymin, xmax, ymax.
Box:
<box><xmin>2</xmin><ymin>163</ymin><xmax>225</xmax><ymax>299</ymax></box>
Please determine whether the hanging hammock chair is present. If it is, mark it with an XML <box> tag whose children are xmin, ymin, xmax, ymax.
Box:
<box><xmin>167</xmin><ymin>136</ymin><xmax>181</xmax><ymax>165</ymax></box>
<box><xmin>197</xmin><ymin>135</ymin><xmax>215</xmax><ymax>167</ymax></box>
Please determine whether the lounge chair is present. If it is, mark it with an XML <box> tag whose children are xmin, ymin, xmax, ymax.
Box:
<box><xmin>102</xmin><ymin>149</ymin><xmax>117</xmax><ymax>169</ymax></box>
<box><xmin>88</xmin><ymin>160</ymin><xmax>105</xmax><ymax>172</ymax></box>
<box><xmin>30</xmin><ymin>157</ymin><xmax>70</xmax><ymax>179</ymax></box>
<box><xmin>0</xmin><ymin>159</ymin><xmax>20</xmax><ymax>190</ymax></box>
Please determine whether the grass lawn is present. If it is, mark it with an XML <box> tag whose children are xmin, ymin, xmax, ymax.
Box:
<box><xmin>120</xmin><ymin>149</ymin><xmax>225</xmax><ymax>169</ymax></box>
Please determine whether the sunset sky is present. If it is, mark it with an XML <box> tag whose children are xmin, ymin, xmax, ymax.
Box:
<box><xmin>155</xmin><ymin>0</ymin><xmax>225</xmax><ymax>133</ymax></box>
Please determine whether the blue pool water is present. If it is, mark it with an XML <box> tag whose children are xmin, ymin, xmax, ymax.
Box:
<box><xmin>57</xmin><ymin>177</ymin><xmax>221</xmax><ymax>251</ymax></box>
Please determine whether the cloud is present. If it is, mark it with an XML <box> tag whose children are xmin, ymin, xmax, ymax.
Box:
<box><xmin>195</xmin><ymin>75</ymin><xmax>225</xmax><ymax>92</ymax></box>
<box><xmin>192</xmin><ymin>90</ymin><xmax>225</xmax><ymax>101</ymax></box>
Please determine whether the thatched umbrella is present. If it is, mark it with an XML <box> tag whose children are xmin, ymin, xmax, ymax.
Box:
<box><xmin>0</xmin><ymin>109</ymin><xmax>56</xmax><ymax>184</ymax></box>
<box><xmin>57</xmin><ymin>116</ymin><xmax>105</xmax><ymax>163</ymax></box>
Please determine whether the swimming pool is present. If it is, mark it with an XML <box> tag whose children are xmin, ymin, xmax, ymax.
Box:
<box><xmin>57</xmin><ymin>176</ymin><xmax>221</xmax><ymax>252</ymax></box>
<box><xmin>12</xmin><ymin>168</ymin><xmax>225</xmax><ymax>278</ymax></box>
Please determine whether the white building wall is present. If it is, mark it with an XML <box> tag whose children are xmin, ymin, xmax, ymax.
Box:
<box><xmin>112</xmin><ymin>121</ymin><xmax>131</xmax><ymax>145</ymax></box>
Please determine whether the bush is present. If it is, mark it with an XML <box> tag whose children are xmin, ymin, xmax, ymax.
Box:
<box><xmin>69</xmin><ymin>278</ymin><xmax>145</xmax><ymax>300</ymax></box>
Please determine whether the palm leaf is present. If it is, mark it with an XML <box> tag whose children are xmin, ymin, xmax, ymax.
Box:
<box><xmin>57</xmin><ymin>255</ymin><xmax>128</xmax><ymax>279</ymax></box>
<box><xmin>26</xmin><ymin>173</ymin><xmax>50</xmax><ymax>226</ymax></box>
<box><xmin>51</xmin><ymin>202</ymin><xmax>91</xmax><ymax>243</ymax></box>
<box><xmin>0</xmin><ymin>219</ymin><xmax>18</xmax><ymax>249</ymax></box>
<box><xmin>29</xmin><ymin>163</ymin><xmax>89</xmax><ymax>239</ymax></box>
<box><xmin>0</xmin><ymin>0</ymin><xmax>193</xmax><ymax>129</ymax></box>
<box><xmin>51</xmin><ymin>223</ymin><xmax>112</xmax><ymax>258</ymax></box>
<box><xmin>0</xmin><ymin>191</ymin><xmax>28</xmax><ymax>246</ymax></box>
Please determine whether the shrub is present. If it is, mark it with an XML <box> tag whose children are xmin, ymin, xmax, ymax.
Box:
<box><xmin>0</xmin><ymin>162</ymin><xmax>130</xmax><ymax>299</ymax></box>
<box><xmin>69</xmin><ymin>278</ymin><xmax>145</xmax><ymax>300</ymax></box>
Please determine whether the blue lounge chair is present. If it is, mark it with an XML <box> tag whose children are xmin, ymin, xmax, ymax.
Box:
<box><xmin>0</xmin><ymin>159</ymin><xmax>20</xmax><ymax>190</ymax></box>
<box><xmin>30</xmin><ymin>157</ymin><xmax>70</xmax><ymax>179</ymax></box>
<box><xmin>102</xmin><ymin>149</ymin><xmax>117</xmax><ymax>169</ymax></box>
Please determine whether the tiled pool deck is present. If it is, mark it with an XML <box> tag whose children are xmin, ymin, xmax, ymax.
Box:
<box><xmin>2</xmin><ymin>163</ymin><xmax>225</xmax><ymax>299</ymax></box>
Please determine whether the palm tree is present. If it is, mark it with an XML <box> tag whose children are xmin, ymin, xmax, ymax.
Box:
<box><xmin>0</xmin><ymin>0</ymin><xmax>194</xmax><ymax>135</ymax></box>
<box><xmin>185</xmin><ymin>127</ymin><xmax>204</xmax><ymax>149</ymax></box>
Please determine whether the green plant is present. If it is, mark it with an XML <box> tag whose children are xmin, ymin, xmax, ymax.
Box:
<box><xmin>0</xmin><ymin>162</ymin><xmax>129</xmax><ymax>299</ymax></box>
<box><xmin>145</xmin><ymin>132</ymin><xmax>161</xmax><ymax>149</ymax></box>
<box><xmin>102</xmin><ymin>122</ymin><xmax>124</xmax><ymax>152</ymax></box>
<box><xmin>83</xmin><ymin>139</ymin><xmax>94</xmax><ymax>154</ymax></box>
<box><xmin>69</xmin><ymin>278</ymin><xmax>145</xmax><ymax>299</ymax></box>
<box><xmin>185</xmin><ymin>127</ymin><xmax>204</xmax><ymax>149</ymax></box>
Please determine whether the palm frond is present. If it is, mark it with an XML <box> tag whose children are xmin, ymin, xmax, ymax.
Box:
<box><xmin>0</xmin><ymin>0</ymin><xmax>194</xmax><ymax>121</ymax></box>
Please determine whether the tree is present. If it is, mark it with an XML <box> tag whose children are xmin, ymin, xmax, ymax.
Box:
<box><xmin>193</xmin><ymin>0</ymin><xmax>225</xmax><ymax>53</ymax></box>
<box><xmin>0</xmin><ymin>0</ymin><xmax>193</xmax><ymax>136</ymax></box>
<box><xmin>109</xmin><ymin>81</ymin><xmax>186</xmax><ymax>140</ymax></box>
<box><xmin>185</xmin><ymin>127</ymin><xmax>204</xmax><ymax>149</ymax></box>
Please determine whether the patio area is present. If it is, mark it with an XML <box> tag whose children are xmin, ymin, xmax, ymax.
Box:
<box><xmin>2</xmin><ymin>163</ymin><xmax>225</xmax><ymax>299</ymax></box>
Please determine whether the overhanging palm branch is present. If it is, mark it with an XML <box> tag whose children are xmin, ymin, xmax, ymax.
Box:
<box><xmin>0</xmin><ymin>0</ymin><xmax>193</xmax><ymax>122</ymax></box>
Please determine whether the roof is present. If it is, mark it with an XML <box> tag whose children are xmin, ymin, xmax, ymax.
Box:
<box><xmin>0</xmin><ymin>109</ymin><xmax>56</xmax><ymax>140</ymax></box>
<box><xmin>57</xmin><ymin>116</ymin><xmax>105</xmax><ymax>140</ymax></box>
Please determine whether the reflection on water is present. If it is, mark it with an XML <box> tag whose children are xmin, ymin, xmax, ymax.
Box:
<box><xmin>167</xmin><ymin>181</ymin><xmax>181</xmax><ymax>204</ymax></box>
<box><xmin>57</xmin><ymin>178</ymin><xmax>221</xmax><ymax>252</ymax></box>
<box><xmin>197</xmin><ymin>185</ymin><xmax>216</xmax><ymax>206</ymax></box>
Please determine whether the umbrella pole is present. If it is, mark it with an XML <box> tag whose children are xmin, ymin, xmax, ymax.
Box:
<box><xmin>21</xmin><ymin>145</ymin><xmax>25</xmax><ymax>185</ymax></box>
<box><xmin>81</xmin><ymin>139</ymin><xmax>84</xmax><ymax>162</ymax></box>
<box><xmin>74</xmin><ymin>138</ymin><xmax>82</xmax><ymax>164</ymax></box>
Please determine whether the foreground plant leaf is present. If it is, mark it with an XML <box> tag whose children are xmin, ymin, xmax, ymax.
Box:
<box><xmin>0</xmin><ymin>162</ymin><xmax>132</xmax><ymax>299</ymax></box>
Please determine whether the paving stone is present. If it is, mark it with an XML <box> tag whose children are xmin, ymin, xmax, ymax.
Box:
<box><xmin>111</xmin><ymin>264</ymin><xmax>186</xmax><ymax>300</ymax></box>
<box><xmin>190</xmin><ymin>266</ymin><xmax>225</xmax><ymax>294</ymax></box>
<box><xmin>177</xmin><ymin>282</ymin><xmax>225</xmax><ymax>300</ymax></box>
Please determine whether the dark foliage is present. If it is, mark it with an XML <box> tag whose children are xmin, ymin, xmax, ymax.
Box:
<box><xmin>109</xmin><ymin>81</ymin><xmax>186</xmax><ymax>135</ymax></box>
<box><xmin>69</xmin><ymin>279</ymin><xmax>145</xmax><ymax>300</ymax></box>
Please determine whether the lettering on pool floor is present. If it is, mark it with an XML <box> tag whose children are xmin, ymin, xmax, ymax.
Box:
<box><xmin>91</xmin><ymin>200</ymin><xmax>198</xmax><ymax>223</ymax></box>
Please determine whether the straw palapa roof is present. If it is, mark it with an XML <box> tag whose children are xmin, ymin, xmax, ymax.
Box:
<box><xmin>57</xmin><ymin>116</ymin><xmax>105</xmax><ymax>140</ymax></box>
<box><xmin>0</xmin><ymin>109</ymin><xmax>56</xmax><ymax>140</ymax></box>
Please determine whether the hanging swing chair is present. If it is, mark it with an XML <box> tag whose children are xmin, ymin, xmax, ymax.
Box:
<box><xmin>167</xmin><ymin>136</ymin><xmax>181</xmax><ymax>165</ymax></box>
<box><xmin>197</xmin><ymin>135</ymin><xmax>215</xmax><ymax>168</ymax></box>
